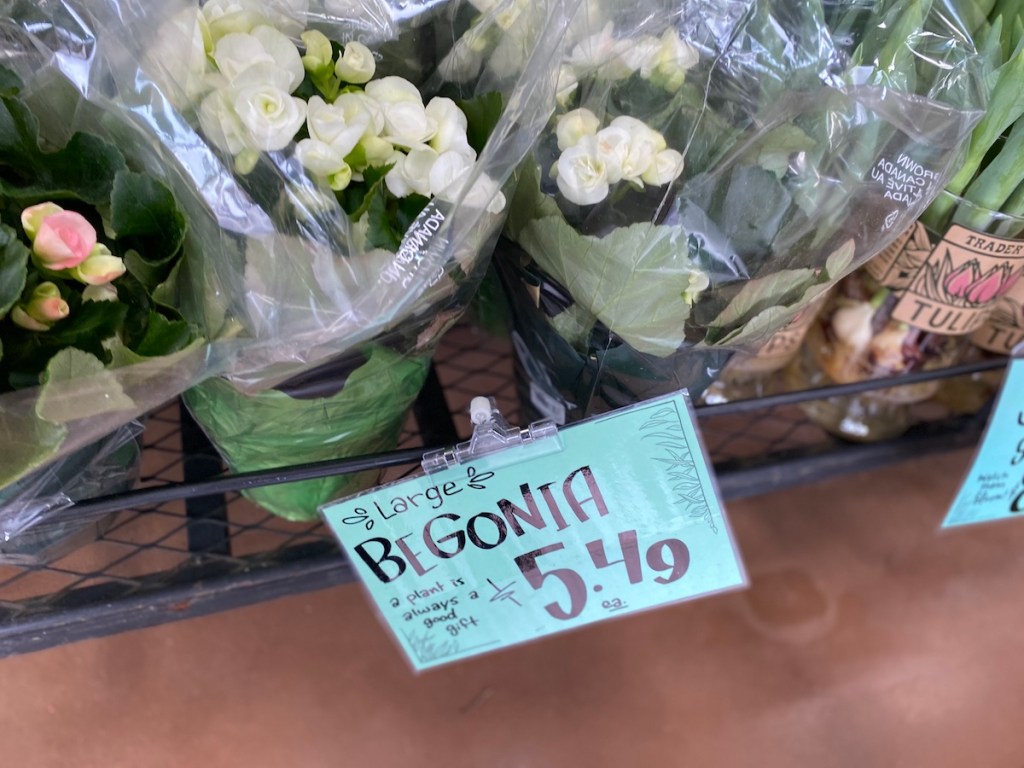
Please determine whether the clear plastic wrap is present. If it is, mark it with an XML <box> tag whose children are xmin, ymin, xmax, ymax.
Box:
<box><xmin>499</xmin><ymin>0</ymin><xmax>987</xmax><ymax>423</ymax></box>
<box><xmin>0</xmin><ymin>421</ymin><xmax>141</xmax><ymax>564</ymax></box>
<box><xmin>18</xmin><ymin>0</ymin><xmax>576</xmax><ymax>390</ymax></box>
<box><xmin>0</xmin><ymin>12</ymin><xmax>233</xmax><ymax>492</ymax></box>
<box><xmin>0</xmin><ymin>0</ymin><xmax>574</xmax><ymax>508</ymax></box>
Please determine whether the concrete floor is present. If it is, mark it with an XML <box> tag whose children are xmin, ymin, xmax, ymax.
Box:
<box><xmin>3</xmin><ymin>447</ymin><xmax>1022</xmax><ymax>767</ymax></box>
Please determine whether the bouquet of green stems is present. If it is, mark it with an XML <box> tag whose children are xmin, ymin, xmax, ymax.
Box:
<box><xmin>498</xmin><ymin>0</ymin><xmax>985</xmax><ymax>423</ymax></box>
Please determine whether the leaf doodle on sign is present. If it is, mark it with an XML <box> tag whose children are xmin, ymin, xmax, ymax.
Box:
<box><xmin>404</xmin><ymin>630</ymin><xmax>460</xmax><ymax>664</ymax></box>
<box><xmin>640</xmin><ymin>404</ymin><xmax>716</xmax><ymax>533</ymax></box>
<box><xmin>341</xmin><ymin>509</ymin><xmax>374</xmax><ymax>531</ymax></box>
<box><xmin>466</xmin><ymin>465</ymin><xmax>495</xmax><ymax>489</ymax></box>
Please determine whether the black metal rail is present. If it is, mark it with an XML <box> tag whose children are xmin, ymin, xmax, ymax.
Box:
<box><xmin>0</xmin><ymin>327</ymin><xmax>1004</xmax><ymax>658</ymax></box>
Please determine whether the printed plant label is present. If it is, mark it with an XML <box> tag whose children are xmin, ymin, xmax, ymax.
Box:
<box><xmin>889</xmin><ymin>225</ymin><xmax>1024</xmax><ymax>335</ymax></box>
<box><xmin>865</xmin><ymin>222</ymin><xmax>929</xmax><ymax>290</ymax></box>
<box><xmin>943</xmin><ymin>359</ymin><xmax>1024</xmax><ymax>527</ymax></box>
<box><xmin>321</xmin><ymin>392</ymin><xmax>746</xmax><ymax>671</ymax></box>
<box><xmin>972</xmin><ymin>276</ymin><xmax>1024</xmax><ymax>354</ymax></box>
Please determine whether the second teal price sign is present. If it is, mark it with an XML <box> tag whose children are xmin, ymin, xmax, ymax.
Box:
<box><xmin>322</xmin><ymin>392</ymin><xmax>747</xmax><ymax>671</ymax></box>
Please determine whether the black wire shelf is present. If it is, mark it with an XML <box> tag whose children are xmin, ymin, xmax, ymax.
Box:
<box><xmin>0</xmin><ymin>325</ymin><xmax>1003</xmax><ymax>657</ymax></box>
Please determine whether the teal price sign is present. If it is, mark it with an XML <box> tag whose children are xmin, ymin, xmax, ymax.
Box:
<box><xmin>943</xmin><ymin>359</ymin><xmax>1024</xmax><ymax>528</ymax></box>
<box><xmin>321</xmin><ymin>392</ymin><xmax>746</xmax><ymax>671</ymax></box>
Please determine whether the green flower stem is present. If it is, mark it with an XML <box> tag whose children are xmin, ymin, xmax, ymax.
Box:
<box><xmin>961</xmin><ymin>118</ymin><xmax>1024</xmax><ymax>221</ymax></box>
<box><xmin>925</xmin><ymin>40</ymin><xmax>1024</xmax><ymax>229</ymax></box>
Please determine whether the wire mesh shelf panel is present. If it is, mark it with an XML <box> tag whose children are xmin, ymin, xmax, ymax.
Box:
<box><xmin>0</xmin><ymin>324</ymin><xmax>999</xmax><ymax>656</ymax></box>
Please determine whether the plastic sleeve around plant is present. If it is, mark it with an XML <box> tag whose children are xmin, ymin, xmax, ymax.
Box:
<box><xmin>497</xmin><ymin>0</ymin><xmax>987</xmax><ymax>422</ymax></box>
<box><xmin>0</xmin><ymin>0</ymin><xmax>577</xmax><ymax>490</ymax></box>
<box><xmin>0</xmin><ymin>421</ymin><xmax>142</xmax><ymax>565</ymax></box>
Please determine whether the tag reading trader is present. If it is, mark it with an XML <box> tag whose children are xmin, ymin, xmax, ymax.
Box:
<box><xmin>943</xmin><ymin>359</ymin><xmax>1024</xmax><ymax>528</ymax></box>
<box><xmin>322</xmin><ymin>392</ymin><xmax>746</xmax><ymax>671</ymax></box>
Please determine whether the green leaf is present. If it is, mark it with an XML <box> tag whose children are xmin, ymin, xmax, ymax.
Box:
<box><xmin>365</xmin><ymin>186</ymin><xmax>402</xmax><ymax>251</ymax></box>
<box><xmin>0</xmin><ymin>223</ymin><xmax>29</xmax><ymax>318</ymax></box>
<box><xmin>0</xmin><ymin>66</ymin><xmax>22</xmax><ymax>98</ymax></box>
<box><xmin>131</xmin><ymin>311</ymin><xmax>194</xmax><ymax>357</ymax></box>
<box><xmin>341</xmin><ymin>164</ymin><xmax>393</xmax><ymax>219</ymax></box>
<box><xmin>0</xmin><ymin>96</ymin><xmax>125</xmax><ymax>205</ymax></box>
<box><xmin>550</xmin><ymin>304</ymin><xmax>597</xmax><ymax>354</ymax></box>
<box><xmin>35</xmin><ymin>348</ymin><xmax>136</xmax><ymax>424</ymax></box>
<box><xmin>745</xmin><ymin>124</ymin><xmax>818</xmax><ymax>178</ymax></box>
<box><xmin>824</xmin><ymin>239</ymin><xmax>856</xmax><ymax>281</ymax></box>
<box><xmin>110</xmin><ymin>171</ymin><xmax>187</xmax><ymax>290</ymax></box>
<box><xmin>505</xmin><ymin>160</ymin><xmax>561</xmax><ymax>242</ymax></box>
<box><xmin>458</xmin><ymin>92</ymin><xmax>503</xmax><ymax>154</ymax></box>
<box><xmin>704</xmin><ymin>267</ymin><xmax>819</xmax><ymax>344</ymax></box>
<box><xmin>44</xmin><ymin>300</ymin><xmax>129</xmax><ymax>361</ymax></box>
<box><xmin>0</xmin><ymin>403</ymin><xmax>67</xmax><ymax>489</ymax></box>
<box><xmin>518</xmin><ymin>217</ymin><xmax>697</xmax><ymax>357</ymax></box>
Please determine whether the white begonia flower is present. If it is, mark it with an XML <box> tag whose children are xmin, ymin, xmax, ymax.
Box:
<box><xmin>334</xmin><ymin>92</ymin><xmax>385</xmax><ymax>136</ymax></box>
<box><xmin>610</xmin><ymin>115</ymin><xmax>667</xmax><ymax>151</ymax></box>
<box><xmin>555</xmin><ymin>66</ymin><xmax>578</xmax><ymax>107</ymax></box>
<box><xmin>607</xmin><ymin>116</ymin><xmax>667</xmax><ymax>181</ymax></box>
<box><xmin>359</xmin><ymin>135</ymin><xmax>396</xmax><ymax>167</ymax></box>
<box><xmin>301</xmin><ymin>30</ymin><xmax>334</xmax><ymax>76</ymax></box>
<box><xmin>649</xmin><ymin>28</ymin><xmax>699</xmax><ymax>90</ymax></box>
<box><xmin>425</xmin><ymin>98</ymin><xmax>475</xmax><ymax>160</ymax></box>
<box><xmin>619</xmin><ymin>35</ymin><xmax>662</xmax><ymax>78</ymax></box>
<box><xmin>682</xmin><ymin>268</ymin><xmax>709</xmax><ymax>304</ymax></box>
<box><xmin>380</xmin><ymin>101</ymin><xmax>438</xmax><ymax>148</ymax></box>
<box><xmin>364</xmin><ymin>76</ymin><xmax>422</xmax><ymax>105</ymax></box>
<box><xmin>593</xmin><ymin>125</ymin><xmax>632</xmax><ymax>184</ymax></box>
<box><xmin>335</xmin><ymin>41</ymin><xmax>376</xmax><ymax>84</ymax></box>
<box><xmin>495</xmin><ymin>1</ymin><xmax>526</xmax><ymax>31</ymax></box>
<box><xmin>430</xmin><ymin>154</ymin><xmax>506</xmax><ymax>215</ymax></box>
<box><xmin>555</xmin><ymin>107</ymin><xmax>600</xmax><ymax>151</ymax></box>
<box><xmin>428</xmin><ymin>150</ymin><xmax>474</xmax><ymax>196</ymax></box>
<box><xmin>213</xmin><ymin>26</ymin><xmax>304</xmax><ymax>93</ymax></box>
<box><xmin>306</xmin><ymin>96</ymin><xmax>368</xmax><ymax>159</ymax></box>
<box><xmin>296</xmin><ymin>138</ymin><xmax>353</xmax><ymax>191</ymax></box>
<box><xmin>203</xmin><ymin>0</ymin><xmax>307</xmax><ymax>42</ymax></box>
<box><xmin>439</xmin><ymin>44</ymin><xmax>484</xmax><ymax>84</ymax></box>
<box><xmin>399</xmin><ymin>146</ymin><xmax>439</xmax><ymax>196</ymax></box>
<box><xmin>232</xmin><ymin>83</ymin><xmax>307</xmax><ymax>151</ymax></box>
<box><xmin>147</xmin><ymin>8</ymin><xmax>209</xmax><ymax>107</ymax></box>
<box><xmin>296</xmin><ymin>138</ymin><xmax>346</xmax><ymax>176</ymax></box>
<box><xmin>556</xmin><ymin>135</ymin><xmax>609</xmax><ymax>205</ymax></box>
<box><xmin>364</xmin><ymin>76</ymin><xmax>438</xmax><ymax>147</ymax></box>
<box><xmin>641</xmin><ymin>148</ymin><xmax>685</xmax><ymax>186</ymax></box>
<box><xmin>202</xmin><ymin>0</ymin><xmax>266</xmax><ymax>42</ymax></box>
<box><xmin>568</xmin><ymin>22</ymin><xmax>633</xmax><ymax>80</ymax></box>
<box><xmin>384</xmin><ymin>153</ymin><xmax>414</xmax><ymax>197</ymax></box>
<box><xmin>198</xmin><ymin>88</ymin><xmax>248</xmax><ymax>154</ymax></box>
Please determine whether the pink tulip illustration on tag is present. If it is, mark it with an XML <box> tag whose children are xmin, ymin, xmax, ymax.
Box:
<box><xmin>890</xmin><ymin>225</ymin><xmax>1024</xmax><ymax>335</ymax></box>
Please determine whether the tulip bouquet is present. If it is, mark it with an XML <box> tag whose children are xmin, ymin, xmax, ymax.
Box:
<box><xmin>791</xmin><ymin>1</ymin><xmax>1024</xmax><ymax>441</ymax></box>
<box><xmin>0</xmin><ymin>65</ymin><xmax>199</xmax><ymax>545</ymax></box>
<box><xmin>37</xmin><ymin>0</ymin><xmax>570</xmax><ymax>519</ymax></box>
<box><xmin>498</xmin><ymin>0</ymin><xmax>985</xmax><ymax>423</ymax></box>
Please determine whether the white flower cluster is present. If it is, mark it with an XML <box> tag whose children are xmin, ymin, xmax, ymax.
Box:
<box><xmin>557</xmin><ymin>24</ymin><xmax>700</xmax><ymax>104</ymax></box>
<box><xmin>151</xmin><ymin>0</ymin><xmax>503</xmax><ymax>213</ymax></box>
<box><xmin>553</xmin><ymin>108</ymin><xmax>683</xmax><ymax>206</ymax></box>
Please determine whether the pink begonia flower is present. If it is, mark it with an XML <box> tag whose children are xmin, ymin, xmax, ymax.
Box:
<box><xmin>11</xmin><ymin>282</ymin><xmax>69</xmax><ymax>331</ymax></box>
<box><xmin>32</xmin><ymin>210</ymin><xmax>97</xmax><ymax>270</ymax></box>
<box><xmin>20</xmin><ymin>202</ymin><xmax>64</xmax><ymax>240</ymax></box>
<box><xmin>70</xmin><ymin>245</ymin><xmax>126</xmax><ymax>285</ymax></box>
